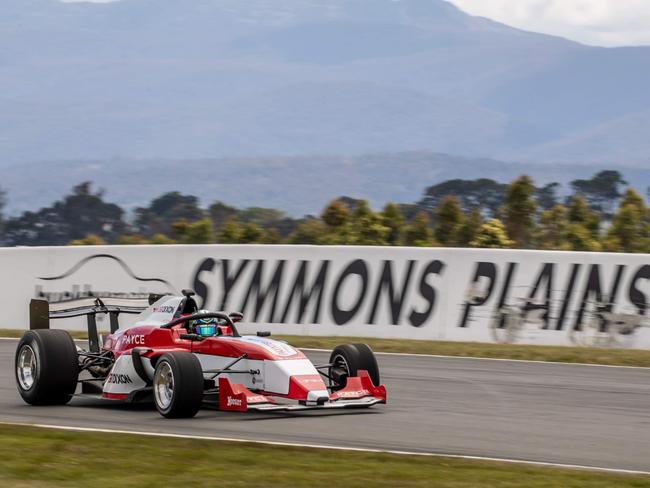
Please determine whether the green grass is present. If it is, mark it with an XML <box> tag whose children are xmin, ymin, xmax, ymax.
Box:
<box><xmin>0</xmin><ymin>425</ymin><xmax>647</xmax><ymax>488</ymax></box>
<box><xmin>3</xmin><ymin>328</ymin><xmax>650</xmax><ymax>367</ymax></box>
<box><xmin>275</xmin><ymin>335</ymin><xmax>650</xmax><ymax>367</ymax></box>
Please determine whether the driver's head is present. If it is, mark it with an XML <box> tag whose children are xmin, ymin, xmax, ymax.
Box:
<box><xmin>191</xmin><ymin>310</ymin><xmax>217</xmax><ymax>337</ymax></box>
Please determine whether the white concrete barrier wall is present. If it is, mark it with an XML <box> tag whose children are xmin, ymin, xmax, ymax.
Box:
<box><xmin>2</xmin><ymin>245</ymin><xmax>649</xmax><ymax>348</ymax></box>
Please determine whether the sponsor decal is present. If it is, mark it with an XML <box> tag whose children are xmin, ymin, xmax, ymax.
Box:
<box><xmin>336</xmin><ymin>389</ymin><xmax>369</xmax><ymax>398</ymax></box>
<box><xmin>226</xmin><ymin>396</ymin><xmax>242</xmax><ymax>407</ymax></box>
<box><xmin>35</xmin><ymin>254</ymin><xmax>174</xmax><ymax>304</ymax></box>
<box><xmin>192</xmin><ymin>257</ymin><xmax>650</xmax><ymax>346</ymax></box>
<box><xmin>153</xmin><ymin>305</ymin><xmax>175</xmax><ymax>314</ymax></box>
<box><xmin>247</xmin><ymin>395</ymin><xmax>267</xmax><ymax>403</ymax></box>
<box><xmin>241</xmin><ymin>337</ymin><xmax>297</xmax><ymax>357</ymax></box>
<box><xmin>193</xmin><ymin>258</ymin><xmax>444</xmax><ymax>327</ymax></box>
<box><xmin>107</xmin><ymin>373</ymin><xmax>133</xmax><ymax>384</ymax></box>
<box><xmin>295</xmin><ymin>378</ymin><xmax>323</xmax><ymax>384</ymax></box>
<box><xmin>121</xmin><ymin>334</ymin><xmax>145</xmax><ymax>346</ymax></box>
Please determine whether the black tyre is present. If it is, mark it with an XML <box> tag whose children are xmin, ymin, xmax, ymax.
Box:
<box><xmin>329</xmin><ymin>343</ymin><xmax>380</xmax><ymax>391</ymax></box>
<box><xmin>153</xmin><ymin>352</ymin><xmax>204</xmax><ymax>418</ymax></box>
<box><xmin>15</xmin><ymin>330</ymin><xmax>79</xmax><ymax>405</ymax></box>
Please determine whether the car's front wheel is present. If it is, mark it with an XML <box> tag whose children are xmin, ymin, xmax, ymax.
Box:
<box><xmin>15</xmin><ymin>329</ymin><xmax>79</xmax><ymax>405</ymax></box>
<box><xmin>153</xmin><ymin>352</ymin><xmax>204</xmax><ymax>418</ymax></box>
<box><xmin>329</xmin><ymin>343</ymin><xmax>380</xmax><ymax>391</ymax></box>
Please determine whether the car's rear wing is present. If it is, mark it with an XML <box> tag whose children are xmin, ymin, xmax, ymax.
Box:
<box><xmin>30</xmin><ymin>295</ymin><xmax>163</xmax><ymax>352</ymax></box>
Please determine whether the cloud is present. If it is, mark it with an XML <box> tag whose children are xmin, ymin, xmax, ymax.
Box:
<box><xmin>447</xmin><ymin>0</ymin><xmax>650</xmax><ymax>46</ymax></box>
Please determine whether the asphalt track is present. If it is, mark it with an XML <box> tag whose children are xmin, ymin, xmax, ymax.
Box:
<box><xmin>1</xmin><ymin>339</ymin><xmax>649</xmax><ymax>473</ymax></box>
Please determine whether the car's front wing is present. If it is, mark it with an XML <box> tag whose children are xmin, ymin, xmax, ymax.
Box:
<box><xmin>218</xmin><ymin>370</ymin><xmax>386</xmax><ymax>412</ymax></box>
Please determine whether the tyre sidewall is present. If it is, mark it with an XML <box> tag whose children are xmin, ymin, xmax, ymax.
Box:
<box><xmin>154</xmin><ymin>352</ymin><xmax>204</xmax><ymax>419</ymax></box>
<box><xmin>329</xmin><ymin>343</ymin><xmax>380</xmax><ymax>390</ymax></box>
<box><xmin>15</xmin><ymin>330</ymin><xmax>79</xmax><ymax>405</ymax></box>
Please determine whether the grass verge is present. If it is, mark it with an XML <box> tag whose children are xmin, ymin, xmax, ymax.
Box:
<box><xmin>0</xmin><ymin>425</ymin><xmax>648</xmax><ymax>488</ymax></box>
<box><xmin>275</xmin><ymin>335</ymin><xmax>650</xmax><ymax>367</ymax></box>
<box><xmin>3</xmin><ymin>328</ymin><xmax>650</xmax><ymax>367</ymax></box>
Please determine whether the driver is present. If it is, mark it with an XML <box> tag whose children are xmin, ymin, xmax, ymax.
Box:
<box><xmin>190</xmin><ymin>310</ymin><xmax>220</xmax><ymax>337</ymax></box>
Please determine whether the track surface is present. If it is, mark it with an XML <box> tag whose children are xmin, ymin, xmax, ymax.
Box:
<box><xmin>1</xmin><ymin>339</ymin><xmax>649</xmax><ymax>472</ymax></box>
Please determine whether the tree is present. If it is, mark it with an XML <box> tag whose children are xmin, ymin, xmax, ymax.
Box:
<box><xmin>503</xmin><ymin>175</ymin><xmax>537</xmax><ymax>248</ymax></box>
<box><xmin>150</xmin><ymin>233</ymin><xmax>175</xmax><ymax>245</ymax></box>
<box><xmin>4</xmin><ymin>182</ymin><xmax>126</xmax><ymax>246</ymax></box>
<box><xmin>419</xmin><ymin>178</ymin><xmax>507</xmax><ymax>216</ymax></box>
<box><xmin>570</xmin><ymin>170</ymin><xmax>627</xmax><ymax>215</ymax></box>
<box><xmin>134</xmin><ymin>192</ymin><xmax>204</xmax><ymax>237</ymax></box>
<box><xmin>118</xmin><ymin>234</ymin><xmax>149</xmax><ymax>245</ymax></box>
<box><xmin>240</xmin><ymin>207</ymin><xmax>287</xmax><ymax>228</ymax></box>
<box><xmin>335</xmin><ymin>196</ymin><xmax>364</xmax><ymax>212</ymax></box>
<box><xmin>603</xmin><ymin>189</ymin><xmax>649</xmax><ymax>253</ymax></box>
<box><xmin>434</xmin><ymin>195</ymin><xmax>465</xmax><ymax>246</ymax></box>
<box><xmin>172</xmin><ymin>218</ymin><xmax>214</xmax><ymax>244</ymax></box>
<box><xmin>321</xmin><ymin>200</ymin><xmax>350</xmax><ymax>229</ymax></box>
<box><xmin>536</xmin><ymin>182</ymin><xmax>560</xmax><ymax>211</ymax></box>
<box><xmin>566</xmin><ymin>224</ymin><xmax>601</xmax><ymax>252</ymax></box>
<box><xmin>457</xmin><ymin>208</ymin><xmax>482</xmax><ymax>247</ymax></box>
<box><xmin>217</xmin><ymin>217</ymin><xmax>243</xmax><ymax>244</ymax></box>
<box><xmin>536</xmin><ymin>204</ymin><xmax>570</xmax><ymax>250</ymax></box>
<box><xmin>182</xmin><ymin>219</ymin><xmax>214</xmax><ymax>244</ymax></box>
<box><xmin>470</xmin><ymin>219</ymin><xmax>513</xmax><ymax>248</ymax></box>
<box><xmin>567</xmin><ymin>195</ymin><xmax>600</xmax><ymax>239</ymax></box>
<box><xmin>262</xmin><ymin>227</ymin><xmax>282</xmax><ymax>244</ymax></box>
<box><xmin>69</xmin><ymin>234</ymin><xmax>106</xmax><ymax>246</ymax></box>
<box><xmin>288</xmin><ymin>219</ymin><xmax>330</xmax><ymax>245</ymax></box>
<box><xmin>208</xmin><ymin>201</ymin><xmax>239</xmax><ymax>230</ymax></box>
<box><xmin>403</xmin><ymin>212</ymin><xmax>434</xmax><ymax>247</ymax></box>
<box><xmin>240</xmin><ymin>222</ymin><xmax>264</xmax><ymax>244</ymax></box>
<box><xmin>349</xmin><ymin>200</ymin><xmax>389</xmax><ymax>245</ymax></box>
<box><xmin>381</xmin><ymin>202</ymin><xmax>405</xmax><ymax>246</ymax></box>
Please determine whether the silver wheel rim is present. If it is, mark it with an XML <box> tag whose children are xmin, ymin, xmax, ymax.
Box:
<box><xmin>17</xmin><ymin>345</ymin><xmax>37</xmax><ymax>391</ymax></box>
<box><xmin>154</xmin><ymin>361</ymin><xmax>174</xmax><ymax>410</ymax></box>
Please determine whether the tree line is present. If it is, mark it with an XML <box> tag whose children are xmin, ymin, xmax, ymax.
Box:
<box><xmin>0</xmin><ymin>170</ymin><xmax>648</xmax><ymax>253</ymax></box>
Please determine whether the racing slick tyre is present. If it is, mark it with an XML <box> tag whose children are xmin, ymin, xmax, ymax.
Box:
<box><xmin>153</xmin><ymin>352</ymin><xmax>204</xmax><ymax>419</ymax></box>
<box><xmin>15</xmin><ymin>330</ymin><xmax>79</xmax><ymax>405</ymax></box>
<box><xmin>329</xmin><ymin>343</ymin><xmax>380</xmax><ymax>391</ymax></box>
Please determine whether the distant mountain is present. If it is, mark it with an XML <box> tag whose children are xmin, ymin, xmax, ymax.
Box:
<box><xmin>1</xmin><ymin>0</ymin><xmax>649</xmax><ymax>165</ymax></box>
<box><xmin>3</xmin><ymin>154</ymin><xmax>648</xmax><ymax>216</ymax></box>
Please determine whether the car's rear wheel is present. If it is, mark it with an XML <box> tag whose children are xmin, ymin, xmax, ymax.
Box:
<box><xmin>15</xmin><ymin>330</ymin><xmax>79</xmax><ymax>405</ymax></box>
<box><xmin>329</xmin><ymin>343</ymin><xmax>380</xmax><ymax>391</ymax></box>
<box><xmin>153</xmin><ymin>352</ymin><xmax>204</xmax><ymax>418</ymax></box>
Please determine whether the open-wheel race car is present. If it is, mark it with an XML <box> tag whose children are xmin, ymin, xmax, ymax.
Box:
<box><xmin>15</xmin><ymin>290</ymin><xmax>386</xmax><ymax>418</ymax></box>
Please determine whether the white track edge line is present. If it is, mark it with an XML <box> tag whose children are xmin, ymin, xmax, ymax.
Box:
<box><xmin>2</xmin><ymin>421</ymin><xmax>648</xmax><ymax>476</ymax></box>
<box><xmin>1</xmin><ymin>336</ymin><xmax>648</xmax><ymax>370</ymax></box>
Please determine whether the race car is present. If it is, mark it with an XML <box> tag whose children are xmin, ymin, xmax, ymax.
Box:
<box><xmin>15</xmin><ymin>290</ymin><xmax>386</xmax><ymax>418</ymax></box>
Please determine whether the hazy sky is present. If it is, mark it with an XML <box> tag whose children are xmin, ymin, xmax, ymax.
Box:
<box><xmin>448</xmin><ymin>0</ymin><xmax>650</xmax><ymax>47</ymax></box>
<box><xmin>61</xmin><ymin>0</ymin><xmax>650</xmax><ymax>47</ymax></box>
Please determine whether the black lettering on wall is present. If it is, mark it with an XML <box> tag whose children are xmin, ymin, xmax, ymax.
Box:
<box><xmin>459</xmin><ymin>262</ymin><xmax>497</xmax><ymax>327</ymax></box>
<box><xmin>494</xmin><ymin>262</ymin><xmax>518</xmax><ymax>329</ymax></box>
<box><xmin>219</xmin><ymin>260</ymin><xmax>250</xmax><ymax>310</ymax></box>
<box><xmin>280</xmin><ymin>260</ymin><xmax>331</xmax><ymax>324</ymax></box>
<box><xmin>556</xmin><ymin>263</ymin><xmax>580</xmax><ymax>330</ymax></box>
<box><xmin>331</xmin><ymin>260</ymin><xmax>369</xmax><ymax>326</ymax></box>
<box><xmin>574</xmin><ymin>264</ymin><xmax>626</xmax><ymax>331</ymax></box>
<box><xmin>408</xmin><ymin>260</ymin><xmax>445</xmax><ymax>327</ymax></box>
<box><xmin>367</xmin><ymin>260</ymin><xmax>415</xmax><ymax>325</ymax></box>
<box><xmin>238</xmin><ymin>260</ymin><xmax>286</xmax><ymax>322</ymax></box>
<box><xmin>629</xmin><ymin>265</ymin><xmax>650</xmax><ymax>315</ymax></box>
<box><xmin>526</xmin><ymin>263</ymin><xmax>554</xmax><ymax>329</ymax></box>
<box><xmin>193</xmin><ymin>258</ymin><xmax>216</xmax><ymax>309</ymax></box>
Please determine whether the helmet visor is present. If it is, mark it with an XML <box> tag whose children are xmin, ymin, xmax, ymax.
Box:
<box><xmin>196</xmin><ymin>324</ymin><xmax>216</xmax><ymax>337</ymax></box>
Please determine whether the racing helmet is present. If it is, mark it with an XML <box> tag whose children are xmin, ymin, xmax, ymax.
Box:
<box><xmin>191</xmin><ymin>310</ymin><xmax>218</xmax><ymax>337</ymax></box>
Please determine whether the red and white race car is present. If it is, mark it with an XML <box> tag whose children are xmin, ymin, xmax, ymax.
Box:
<box><xmin>16</xmin><ymin>290</ymin><xmax>386</xmax><ymax>418</ymax></box>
